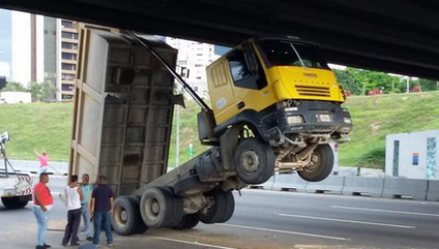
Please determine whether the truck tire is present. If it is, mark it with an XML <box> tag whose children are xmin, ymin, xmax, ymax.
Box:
<box><xmin>1</xmin><ymin>196</ymin><xmax>29</xmax><ymax>209</ymax></box>
<box><xmin>234</xmin><ymin>138</ymin><xmax>275</xmax><ymax>184</ymax></box>
<box><xmin>162</xmin><ymin>187</ymin><xmax>184</xmax><ymax>227</ymax></box>
<box><xmin>298</xmin><ymin>144</ymin><xmax>334</xmax><ymax>182</ymax></box>
<box><xmin>199</xmin><ymin>188</ymin><xmax>235</xmax><ymax>224</ymax></box>
<box><xmin>174</xmin><ymin>175</ymin><xmax>215</xmax><ymax>197</ymax></box>
<box><xmin>127</xmin><ymin>196</ymin><xmax>148</xmax><ymax>234</ymax></box>
<box><xmin>171</xmin><ymin>214</ymin><xmax>200</xmax><ymax>230</ymax></box>
<box><xmin>140</xmin><ymin>187</ymin><xmax>179</xmax><ymax>228</ymax></box>
<box><xmin>111</xmin><ymin>196</ymin><xmax>146</xmax><ymax>236</ymax></box>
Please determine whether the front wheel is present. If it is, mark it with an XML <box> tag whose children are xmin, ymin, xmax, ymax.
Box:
<box><xmin>234</xmin><ymin>138</ymin><xmax>275</xmax><ymax>185</ymax></box>
<box><xmin>297</xmin><ymin>144</ymin><xmax>334</xmax><ymax>182</ymax></box>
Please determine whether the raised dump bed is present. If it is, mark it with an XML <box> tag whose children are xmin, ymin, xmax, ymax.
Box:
<box><xmin>69</xmin><ymin>26</ymin><xmax>176</xmax><ymax>195</ymax></box>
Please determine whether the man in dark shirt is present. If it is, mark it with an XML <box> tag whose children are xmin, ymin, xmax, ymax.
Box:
<box><xmin>90</xmin><ymin>175</ymin><xmax>114</xmax><ymax>247</ymax></box>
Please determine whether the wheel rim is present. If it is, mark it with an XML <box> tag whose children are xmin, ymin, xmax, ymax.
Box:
<box><xmin>240</xmin><ymin>150</ymin><xmax>260</xmax><ymax>173</ymax></box>
<box><xmin>115</xmin><ymin>205</ymin><xmax>127</xmax><ymax>226</ymax></box>
<box><xmin>145</xmin><ymin>197</ymin><xmax>160</xmax><ymax>220</ymax></box>
<box><xmin>304</xmin><ymin>152</ymin><xmax>321</xmax><ymax>173</ymax></box>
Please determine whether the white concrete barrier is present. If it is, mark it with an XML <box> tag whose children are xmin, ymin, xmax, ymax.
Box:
<box><xmin>305</xmin><ymin>176</ymin><xmax>345</xmax><ymax>194</ymax></box>
<box><xmin>249</xmin><ymin>176</ymin><xmax>274</xmax><ymax>190</ymax></box>
<box><xmin>272</xmin><ymin>173</ymin><xmax>308</xmax><ymax>192</ymax></box>
<box><xmin>426</xmin><ymin>180</ymin><xmax>439</xmax><ymax>201</ymax></box>
<box><xmin>342</xmin><ymin>176</ymin><xmax>384</xmax><ymax>197</ymax></box>
<box><xmin>382</xmin><ymin>178</ymin><xmax>428</xmax><ymax>200</ymax></box>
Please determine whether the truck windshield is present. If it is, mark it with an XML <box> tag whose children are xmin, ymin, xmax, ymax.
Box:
<box><xmin>258</xmin><ymin>39</ymin><xmax>329</xmax><ymax>69</ymax></box>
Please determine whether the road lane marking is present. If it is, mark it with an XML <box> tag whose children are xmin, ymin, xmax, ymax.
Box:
<box><xmin>218</xmin><ymin>223</ymin><xmax>350</xmax><ymax>241</ymax></box>
<box><xmin>151</xmin><ymin>237</ymin><xmax>237</xmax><ymax>249</ymax></box>
<box><xmin>331</xmin><ymin>205</ymin><xmax>439</xmax><ymax>217</ymax></box>
<box><xmin>277</xmin><ymin>213</ymin><xmax>415</xmax><ymax>229</ymax></box>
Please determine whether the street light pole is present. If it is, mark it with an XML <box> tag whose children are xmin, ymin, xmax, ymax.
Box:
<box><xmin>175</xmin><ymin>103</ymin><xmax>180</xmax><ymax>167</ymax></box>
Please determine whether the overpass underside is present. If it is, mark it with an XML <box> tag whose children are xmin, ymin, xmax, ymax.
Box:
<box><xmin>1</xmin><ymin>0</ymin><xmax>439</xmax><ymax>79</ymax></box>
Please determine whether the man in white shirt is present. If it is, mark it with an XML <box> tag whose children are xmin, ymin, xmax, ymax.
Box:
<box><xmin>62</xmin><ymin>175</ymin><xmax>83</xmax><ymax>247</ymax></box>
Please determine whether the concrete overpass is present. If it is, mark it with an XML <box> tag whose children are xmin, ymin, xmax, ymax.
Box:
<box><xmin>1</xmin><ymin>0</ymin><xmax>439</xmax><ymax>79</ymax></box>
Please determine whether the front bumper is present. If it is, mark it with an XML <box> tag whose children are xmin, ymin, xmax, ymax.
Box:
<box><xmin>276</xmin><ymin>101</ymin><xmax>353</xmax><ymax>134</ymax></box>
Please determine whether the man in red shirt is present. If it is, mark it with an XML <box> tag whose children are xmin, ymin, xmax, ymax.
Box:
<box><xmin>33</xmin><ymin>173</ymin><xmax>54</xmax><ymax>249</ymax></box>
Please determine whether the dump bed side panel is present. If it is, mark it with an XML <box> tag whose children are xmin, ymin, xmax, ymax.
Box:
<box><xmin>69</xmin><ymin>26</ymin><xmax>177</xmax><ymax>195</ymax></box>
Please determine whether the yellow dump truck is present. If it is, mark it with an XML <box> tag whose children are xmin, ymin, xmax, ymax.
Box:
<box><xmin>70</xmin><ymin>26</ymin><xmax>352</xmax><ymax>236</ymax></box>
<box><xmin>200</xmin><ymin>37</ymin><xmax>352</xmax><ymax>184</ymax></box>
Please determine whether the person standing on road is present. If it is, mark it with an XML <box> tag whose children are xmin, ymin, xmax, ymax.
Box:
<box><xmin>78</xmin><ymin>173</ymin><xmax>93</xmax><ymax>241</ymax></box>
<box><xmin>33</xmin><ymin>172</ymin><xmax>53</xmax><ymax>249</ymax></box>
<box><xmin>34</xmin><ymin>148</ymin><xmax>49</xmax><ymax>174</ymax></box>
<box><xmin>62</xmin><ymin>175</ymin><xmax>83</xmax><ymax>247</ymax></box>
<box><xmin>90</xmin><ymin>175</ymin><xmax>114</xmax><ymax>247</ymax></box>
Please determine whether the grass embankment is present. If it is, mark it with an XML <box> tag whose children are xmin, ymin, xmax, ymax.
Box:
<box><xmin>2</xmin><ymin>92</ymin><xmax>439</xmax><ymax>168</ymax></box>
<box><xmin>0</xmin><ymin>103</ymin><xmax>73</xmax><ymax>161</ymax></box>
<box><xmin>340</xmin><ymin>92</ymin><xmax>439</xmax><ymax>168</ymax></box>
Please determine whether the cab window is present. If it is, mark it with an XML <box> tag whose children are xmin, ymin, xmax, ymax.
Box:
<box><xmin>228</xmin><ymin>49</ymin><xmax>267</xmax><ymax>90</ymax></box>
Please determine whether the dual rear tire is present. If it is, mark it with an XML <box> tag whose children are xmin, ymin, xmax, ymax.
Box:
<box><xmin>111</xmin><ymin>195</ymin><xmax>147</xmax><ymax>236</ymax></box>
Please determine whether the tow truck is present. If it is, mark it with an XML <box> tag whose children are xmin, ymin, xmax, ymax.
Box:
<box><xmin>69</xmin><ymin>25</ymin><xmax>352</xmax><ymax>235</ymax></box>
<box><xmin>0</xmin><ymin>132</ymin><xmax>33</xmax><ymax>209</ymax></box>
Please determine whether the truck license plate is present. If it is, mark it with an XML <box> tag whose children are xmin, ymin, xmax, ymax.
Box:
<box><xmin>317</xmin><ymin>114</ymin><xmax>331</xmax><ymax>122</ymax></box>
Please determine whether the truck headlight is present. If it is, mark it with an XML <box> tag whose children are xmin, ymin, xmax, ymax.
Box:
<box><xmin>287</xmin><ymin>115</ymin><xmax>303</xmax><ymax>124</ymax></box>
<box><xmin>343</xmin><ymin>117</ymin><xmax>352</xmax><ymax>124</ymax></box>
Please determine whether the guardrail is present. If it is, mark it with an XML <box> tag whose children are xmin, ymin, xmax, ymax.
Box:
<box><xmin>7</xmin><ymin>159</ymin><xmax>68</xmax><ymax>176</ymax></box>
<box><xmin>251</xmin><ymin>173</ymin><xmax>439</xmax><ymax>202</ymax></box>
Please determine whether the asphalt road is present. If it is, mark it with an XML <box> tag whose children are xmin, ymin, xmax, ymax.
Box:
<box><xmin>1</xmin><ymin>175</ymin><xmax>438</xmax><ymax>249</ymax></box>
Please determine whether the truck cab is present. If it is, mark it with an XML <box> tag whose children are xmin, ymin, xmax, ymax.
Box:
<box><xmin>206</xmin><ymin>37</ymin><xmax>352</xmax><ymax>182</ymax></box>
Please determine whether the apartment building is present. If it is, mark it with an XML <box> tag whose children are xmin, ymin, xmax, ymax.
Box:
<box><xmin>0</xmin><ymin>9</ymin><xmax>78</xmax><ymax>100</ymax></box>
<box><xmin>166</xmin><ymin>38</ymin><xmax>220</xmax><ymax>98</ymax></box>
<box><xmin>57</xmin><ymin>19</ymin><xmax>79</xmax><ymax>100</ymax></box>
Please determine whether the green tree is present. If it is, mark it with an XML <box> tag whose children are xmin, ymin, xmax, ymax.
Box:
<box><xmin>418</xmin><ymin>79</ymin><xmax>438</xmax><ymax>91</ymax></box>
<box><xmin>334</xmin><ymin>69</ymin><xmax>362</xmax><ymax>95</ymax></box>
<box><xmin>28</xmin><ymin>82</ymin><xmax>57</xmax><ymax>101</ymax></box>
<box><xmin>0</xmin><ymin>82</ymin><xmax>26</xmax><ymax>92</ymax></box>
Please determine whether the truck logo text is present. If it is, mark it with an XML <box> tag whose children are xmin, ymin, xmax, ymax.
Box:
<box><xmin>303</xmin><ymin>73</ymin><xmax>318</xmax><ymax>78</ymax></box>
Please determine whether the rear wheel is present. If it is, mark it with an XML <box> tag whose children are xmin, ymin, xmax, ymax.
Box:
<box><xmin>234</xmin><ymin>138</ymin><xmax>275</xmax><ymax>184</ymax></box>
<box><xmin>1</xmin><ymin>196</ymin><xmax>29</xmax><ymax>209</ymax></box>
<box><xmin>298</xmin><ymin>144</ymin><xmax>334</xmax><ymax>182</ymax></box>
<box><xmin>140</xmin><ymin>187</ymin><xmax>182</xmax><ymax>228</ymax></box>
<box><xmin>171</xmin><ymin>214</ymin><xmax>200</xmax><ymax>230</ymax></box>
<box><xmin>199</xmin><ymin>188</ymin><xmax>235</xmax><ymax>224</ymax></box>
<box><xmin>111</xmin><ymin>195</ymin><xmax>147</xmax><ymax>236</ymax></box>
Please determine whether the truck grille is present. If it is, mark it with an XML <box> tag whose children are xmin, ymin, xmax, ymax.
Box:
<box><xmin>296</xmin><ymin>85</ymin><xmax>331</xmax><ymax>97</ymax></box>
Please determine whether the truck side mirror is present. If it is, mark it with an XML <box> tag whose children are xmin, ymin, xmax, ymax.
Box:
<box><xmin>242</xmin><ymin>42</ymin><xmax>259</xmax><ymax>76</ymax></box>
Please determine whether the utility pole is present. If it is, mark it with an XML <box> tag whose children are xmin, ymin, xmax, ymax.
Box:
<box><xmin>175</xmin><ymin>39</ymin><xmax>181</xmax><ymax>168</ymax></box>
<box><xmin>175</xmin><ymin>99</ymin><xmax>180</xmax><ymax>167</ymax></box>
<box><xmin>406</xmin><ymin>76</ymin><xmax>410</xmax><ymax>93</ymax></box>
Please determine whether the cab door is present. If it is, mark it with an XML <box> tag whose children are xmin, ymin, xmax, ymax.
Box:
<box><xmin>227</xmin><ymin>45</ymin><xmax>276</xmax><ymax>115</ymax></box>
